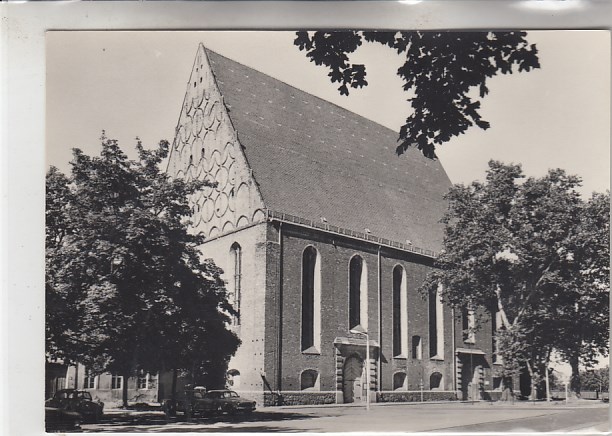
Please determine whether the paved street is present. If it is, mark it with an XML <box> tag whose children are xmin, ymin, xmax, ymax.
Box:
<box><xmin>78</xmin><ymin>401</ymin><xmax>609</xmax><ymax>433</ymax></box>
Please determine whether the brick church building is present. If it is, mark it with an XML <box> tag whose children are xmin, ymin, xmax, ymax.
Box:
<box><xmin>165</xmin><ymin>44</ymin><xmax>503</xmax><ymax>406</ymax></box>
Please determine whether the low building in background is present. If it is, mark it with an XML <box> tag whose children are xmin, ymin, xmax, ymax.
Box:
<box><xmin>45</xmin><ymin>361</ymin><xmax>160</xmax><ymax>406</ymax></box>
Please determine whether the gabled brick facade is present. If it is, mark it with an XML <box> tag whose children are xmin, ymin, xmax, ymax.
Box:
<box><xmin>165</xmin><ymin>44</ymin><xmax>501</xmax><ymax>406</ymax></box>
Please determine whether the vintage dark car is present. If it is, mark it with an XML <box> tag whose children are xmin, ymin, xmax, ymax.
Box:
<box><xmin>164</xmin><ymin>388</ymin><xmax>256</xmax><ymax>418</ymax></box>
<box><xmin>45</xmin><ymin>406</ymin><xmax>82</xmax><ymax>431</ymax></box>
<box><xmin>194</xmin><ymin>389</ymin><xmax>256</xmax><ymax>415</ymax></box>
<box><xmin>45</xmin><ymin>389</ymin><xmax>104</xmax><ymax>423</ymax></box>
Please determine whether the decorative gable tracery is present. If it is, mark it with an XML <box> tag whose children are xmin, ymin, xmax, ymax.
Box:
<box><xmin>167</xmin><ymin>45</ymin><xmax>265</xmax><ymax>239</ymax></box>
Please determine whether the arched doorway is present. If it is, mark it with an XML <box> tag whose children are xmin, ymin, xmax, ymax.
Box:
<box><xmin>458</xmin><ymin>354</ymin><xmax>484</xmax><ymax>400</ymax></box>
<box><xmin>343</xmin><ymin>355</ymin><xmax>364</xmax><ymax>403</ymax></box>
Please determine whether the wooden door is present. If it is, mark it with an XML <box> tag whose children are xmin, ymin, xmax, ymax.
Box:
<box><xmin>469</xmin><ymin>365</ymin><xmax>482</xmax><ymax>401</ymax></box>
<box><xmin>343</xmin><ymin>356</ymin><xmax>364</xmax><ymax>403</ymax></box>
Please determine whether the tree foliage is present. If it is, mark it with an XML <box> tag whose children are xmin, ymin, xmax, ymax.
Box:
<box><xmin>580</xmin><ymin>366</ymin><xmax>609</xmax><ymax>392</ymax></box>
<box><xmin>46</xmin><ymin>135</ymin><xmax>239</xmax><ymax>406</ymax></box>
<box><xmin>421</xmin><ymin>161</ymin><xmax>609</xmax><ymax>397</ymax></box>
<box><xmin>295</xmin><ymin>31</ymin><xmax>540</xmax><ymax>158</ymax></box>
<box><xmin>553</xmin><ymin>191</ymin><xmax>610</xmax><ymax>394</ymax></box>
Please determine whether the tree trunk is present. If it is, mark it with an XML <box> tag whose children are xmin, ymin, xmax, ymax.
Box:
<box><xmin>526</xmin><ymin>360</ymin><xmax>538</xmax><ymax>401</ymax></box>
<box><xmin>122</xmin><ymin>369</ymin><xmax>130</xmax><ymax>408</ymax></box>
<box><xmin>544</xmin><ymin>347</ymin><xmax>552</xmax><ymax>402</ymax></box>
<box><xmin>74</xmin><ymin>362</ymin><xmax>79</xmax><ymax>389</ymax></box>
<box><xmin>171</xmin><ymin>368</ymin><xmax>177</xmax><ymax>403</ymax></box>
<box><xmin>569</xmin><ymin>355</ymin><xmax>581</xmax><ymax>397</ymax></box>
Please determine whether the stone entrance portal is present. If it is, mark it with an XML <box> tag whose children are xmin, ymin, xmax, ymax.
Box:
<box><xmin>334</xmin><ymin>336</ymin><xmax>379</xmax><ymax>404</ymax></box>
<box><xmin>456</xmin><ymin>348</ymin><xmax>486</xmax><ymax>401</ymax></box>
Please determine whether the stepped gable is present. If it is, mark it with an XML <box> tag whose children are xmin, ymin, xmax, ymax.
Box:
<box><xmin>206</xmin><ymin>49</ymin><xmax>452</xmax><ymax>252</ymax></box>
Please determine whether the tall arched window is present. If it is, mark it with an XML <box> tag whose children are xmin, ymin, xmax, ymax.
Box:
<box><xmin>429</xmin><ymin>284</ymin><xmax>444</xmax><ymax>359</ymax></box>
<box><xmin>392</xmin><ymin>265</ymin><xmax>408</xmax><ymax>357</ymax></box>
<box><xmin>230</xmin><ymin>243</ymin><xmax>242</xmax><ymax>325</ymax></box>
<box><xmin>412</xmin><ymin>335</ymin><xmax>422</xmax><ymax>360</ymax></box>
<box><xmin>492</xmin><ymin>309</ymin><xmax>503</xmax><ymax>364</ymax></box>
<box><xmin>302</xmin><ymin>246</ymin><xmax>321</xmax><ymax>352</ymax></box>
<box><xmin>462</xmin><ymin>307</ymin><xmax>476</xmax><ymax>344</ymax></box>
<box><xmin>349</xmin><ymin>255</ymin><xmax>368</xmax><ymax>330</ymax></box>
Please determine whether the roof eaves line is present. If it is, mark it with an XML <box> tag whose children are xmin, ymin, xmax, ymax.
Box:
<box><xmin>265</xmin><ymin>209</ymin><xmax>437</xmax><ymax>259</ymax></box>
<box><xmin>199</xmin><ymin>219</ymin><xmax>266</xmax><ymax>246</ymax></box>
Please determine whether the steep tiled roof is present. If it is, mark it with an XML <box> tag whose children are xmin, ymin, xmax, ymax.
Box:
<box><xmin>206</xmin><ymin>49</ymin><xmax>452</xmax><ymax>252</ymax></box>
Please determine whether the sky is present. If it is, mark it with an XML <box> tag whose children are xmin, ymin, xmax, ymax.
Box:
<box><xmin>47</xmin><ymin>30</ymin><xmax>610</xmax><ymax>197</ymax></box>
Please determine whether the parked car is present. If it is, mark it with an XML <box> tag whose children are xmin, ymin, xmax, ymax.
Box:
<box><xmin>45</xmin><ymin>406</ymin><xmax>82</xmax><ymax>431</ymax></box>
<box><xmin>45</xmin><ymin>389</ymin><xmax>104</xmax><ymax>423</ymax></box>
<box><xmin>194</xmin><ymin>389</ymin><xmax>257</xmax><ymax>415</ymax></box>
<box><xmin>164</xmin><ymin>388</ymin><xmax>256</xmax><ymax>418</ymax></box>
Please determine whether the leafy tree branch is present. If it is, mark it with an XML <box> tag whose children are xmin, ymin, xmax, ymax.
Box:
<box><xmin>295</xmin><ymin>31</ymin><xmax>539</xmax><ymax>158</ymax></box>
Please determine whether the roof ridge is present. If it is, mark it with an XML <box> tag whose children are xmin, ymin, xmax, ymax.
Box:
<box><xmin>203</xmin><ymin>46</ymin><xmax>402</xmax><ymax>143</ymax></box>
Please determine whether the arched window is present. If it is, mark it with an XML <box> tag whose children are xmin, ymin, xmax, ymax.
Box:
<box><xmin>230</xmin><ymin>243</ymin><xmax>242</xmax><ymax>325</ymax></box>
<box><xmin>462</xmin><ymin>307</ymin><xmax>475</xmax><ymax>344</ymax></box>
<box><xmin>302</xmin><ymin>246</ymin><xmax>321</xmax><ymax>352</ymax></box>
<box><xmin>430</xmin><ymin>372</ymin><xmax>443</xmax><ymax>390</ymax></box>
<box><xmin>300</xmin><ymin>370</ymin><xmax>319</xmax><ymax>391</ymax></box>
<box><xmin>393</xmin><ymin>372</ymin><xmax>407</xmax><ymax>391</ymax></box>
<box><xmin>392</xmin><ymin>265</ymin><xmax>408</xmax><ymax>357</ymax></box>
<box><xmin>227</xmin><ymin>369</ymin><xmax>241</xmax><ymax>389</ymax></box>
<box><xmin>349</xmin><ymin>255</ymin><xmax>368</xmax><ymax>330</ymax></box>
<box><xmin>412</xmin><ymin>335</ymin><xmax>422</xmax><ymax>360</ymax></box>
<box><xmin>492</xmin><ymin>309</ymin><xmax>503</xmax><ymax>364</ymax></box>
<box><xmin>429</xmin><ymin>284</ymin><xmax>444</xmax><ymax>359</ymax></box>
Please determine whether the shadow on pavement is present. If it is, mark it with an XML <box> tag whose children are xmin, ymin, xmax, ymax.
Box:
<box><xmin>82</xmin><ymin>410</ymin><xmax>315</xmax><ymax>433</ymax></box>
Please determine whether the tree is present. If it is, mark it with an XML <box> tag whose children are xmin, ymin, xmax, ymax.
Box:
<box><xmin>46</xmin><ymin>135</ymin><xmax>239</xmax><ymax>407</ymax></box>
<box><xmin>295</xmin><ymin>31</ymin><xmax>540</xmax><ymax>158</ymax></box>
<box><xmin>553</xmin><ymin>192</ymin><xmax>610</xmax><ymax>395</ymax></box>
<box><xmin>580</xmin><ymin>366</ymin><xmax>609</xmax><ymax>393</ymax></box>
<box><xmin>421</xmin><ymin>161</ymin><xmax>609</xmax><ymax>399</ymax></box>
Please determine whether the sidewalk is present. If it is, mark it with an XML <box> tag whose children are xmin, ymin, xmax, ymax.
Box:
<box><xmin>102</xmin><ymin>397</ymin><xmax>608</xmax><ymax>414</ymax></box>
<box><xmin>268</xmin><ymin>398</ymin><xmax>609</xmax><ymax>411</ymax></box>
